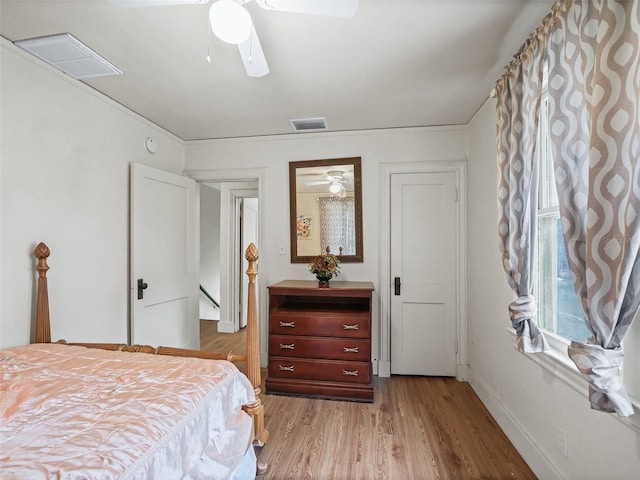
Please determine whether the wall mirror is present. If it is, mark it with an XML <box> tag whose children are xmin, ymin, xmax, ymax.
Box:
<box><xmin>289</xmin><ymin>157</ymin><xmax>363</xmax><ymax>263</ymax></box>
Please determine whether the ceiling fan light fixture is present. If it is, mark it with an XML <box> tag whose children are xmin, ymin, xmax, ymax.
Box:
<box><xmin>209</xmin><ymin>0</ymin><xmax>252</xmax><ymax>45</ymax></box>
<box><xmin>329</xmin><ymin>183</ymin><xmax>342</xmax><ymax>194</ymax></box>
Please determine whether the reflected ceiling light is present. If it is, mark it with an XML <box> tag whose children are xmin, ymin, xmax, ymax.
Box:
<box><xmin>329</xmin><ymin>183</ymin><xmax>341</xmax><ymax>194</ymax></box>
<box><xmin>209</xmin><ymin>0</ymin><xmax>252</xmax><ymax>45</ymax></box>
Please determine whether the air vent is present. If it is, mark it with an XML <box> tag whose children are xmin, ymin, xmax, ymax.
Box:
<box><xmin>15</xmin><ymin>33</ymin><xmax>122</xmax><ymax>79</ymax></box>
<box><xmin>290</xmin><ymin>117</ymin><xmax>328</xmax><ymax>132</ymax></box>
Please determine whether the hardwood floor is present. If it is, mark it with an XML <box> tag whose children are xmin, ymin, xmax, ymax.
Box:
<box><xmin>200</xmin><ymin>321</ymin><xmax>536</xmax><ymax>480</ymax></box>
<box><xmin>200</xmin><ymin>319</ymin><xmax>246</xmax><ymax>354</ymax></box>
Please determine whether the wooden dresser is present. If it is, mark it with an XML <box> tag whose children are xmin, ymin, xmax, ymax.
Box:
<box><xmin>265</xmin><ymin>280</ymin><xmax>374</xmax><ymax>402</ymax></box>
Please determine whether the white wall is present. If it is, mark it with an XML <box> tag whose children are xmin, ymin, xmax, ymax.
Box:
<box><xmin>467</xmin><ymin>98</ymin><xmax>640</xmax><ymax>479</ymax></box>
<box><xmin>0</xmin><ymin>39</ymin><xmax>185</xmax><ymax>348</ymax></box>
<box><xmin>186</xmin><ymin>127</ymin><xmax>467</xmax><ymax>285</ymax></box>
<box><xmin>185</xmin><ymin>126</ymin><xmax>467</xmax><ymax>368</ymax></box>
<box><xmin>200</xmin><ymin>183</ymin><xmax>221</xmax><ymax>320</ymax></box>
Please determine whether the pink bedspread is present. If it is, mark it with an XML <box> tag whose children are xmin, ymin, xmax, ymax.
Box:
<box><xmin>0</xmin><ymin>343</ymin><xmax>255</xmax><ymax>479</ymax></box>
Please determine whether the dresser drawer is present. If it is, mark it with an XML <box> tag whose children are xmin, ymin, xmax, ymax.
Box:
<box><xmin>270</xmin><ymin>312</ymin><xmax>370</xmax><ymax>338</ymax></box>
<box><xmin>269</xmin><ymin>335</ymin><xmax>370</xmax><ymax>361</ymax></box>
<box><xmin>268</xmin><ymin>357</ymin><xmax>372</xmax><ymax>384</ymax></box>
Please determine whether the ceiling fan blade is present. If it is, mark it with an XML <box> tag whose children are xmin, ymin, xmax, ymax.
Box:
<box><xmin>237</xmin><ymin>23</ymin><xmax>269</xmax><ymax>77</ymax></box>
<box><xmin>111</xmin><ymin>0</ymin><xmax>208</xmax><ymax>7</ymax></box>
<box><xmin>256</xmin><ymin>0</ymin><xmax>358</xmax><ymax>18</ymax></box>
<box><xmin>306</xmin><ymin>180</ymin><xmax>330</xmax><ymax>185</ymax></box>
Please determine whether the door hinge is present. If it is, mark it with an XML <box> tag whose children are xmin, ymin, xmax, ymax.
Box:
<box><xmin>454</xmin><ymin>188</ymin><xmax>459</xmax><ymax>202</ymax></box>
<box><xmin>456</xmin><ymin>339</ymin><xmax>459</xmax><ymax>354</ymax></box>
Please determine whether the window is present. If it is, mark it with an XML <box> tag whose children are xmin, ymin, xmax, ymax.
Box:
<box><xmin>536</xmin><ymin>96</ymin><xmax>591</xmax><ymax>344</ymax></box>
<box><xmin>536</xmin><ymin>93</ymin><xmax>640</xmax><ymax>410</ymax></box>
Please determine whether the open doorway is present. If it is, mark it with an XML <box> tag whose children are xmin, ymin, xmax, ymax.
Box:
<box><xmin>187</xmin><ymin>167</ymin><xmax>266</xmax><ymax>365</ymax></box>
<box><xmin>199</xmin><ymin>181</ymin><xmax>259</xmax><ymax>339</ymax></box>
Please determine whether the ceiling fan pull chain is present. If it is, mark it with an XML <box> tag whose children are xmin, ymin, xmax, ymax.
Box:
<box><xmin>206</xmin><ymin>17</ymin><xmax>213</xmax><ymax>63</ymax></box>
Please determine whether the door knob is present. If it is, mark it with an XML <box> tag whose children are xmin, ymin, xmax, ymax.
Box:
<box><xmin>137</xmin><ymin>278</ymin><xmax>148</xmax><ymax>300</ymax></box>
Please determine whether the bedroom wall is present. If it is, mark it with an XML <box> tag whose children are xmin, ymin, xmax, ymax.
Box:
<box><xmin>185</xmin><ymin>125</ymin><xmax>467</xmax><ymax>370</ymax></box>
<box><xmin>467</xmin><ymin>98</ymin><xmax>640</xmax><ymax>479</ymax></box>
<box><xmin>0</xmin><ymin>39</ymin><xmax>185</xmax><ymax>348</ymax></box>
<box><xmin>186</xmin><ymin>127</ymin><xmax>467</xmax><ymax>285</ymax></box>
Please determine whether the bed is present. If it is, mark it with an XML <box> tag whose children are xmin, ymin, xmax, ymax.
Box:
<box><xmin>0</xmin><ymin>242</ymin><xmax>268</xmax><ymax>479</ymax></box>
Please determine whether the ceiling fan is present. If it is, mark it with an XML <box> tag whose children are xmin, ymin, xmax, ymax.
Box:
<box><xmin>303</xmin><ymin>169</ymin><xmax>352</xmax><ymax>195</ymax></box>
<box><xmin>113</xmin><ymin>0</ymin><xmax>359</xmax><ymax>77</ymax></box>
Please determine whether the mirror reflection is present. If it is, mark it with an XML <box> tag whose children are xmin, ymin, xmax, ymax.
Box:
<box><xmin>289</xmin><ymin>157</ymin><xmax>363</xmax><ymax>263</ymax></box>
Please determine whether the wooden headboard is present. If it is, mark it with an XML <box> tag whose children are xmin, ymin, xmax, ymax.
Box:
<box><xmin>33</xmin><ymin>241</ymin><xmax>268</xmax><ymax>472</ymax></box>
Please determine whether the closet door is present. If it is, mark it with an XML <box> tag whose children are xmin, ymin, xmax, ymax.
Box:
<box><xmin>390</xmin><ymin>171</ymin><xmax>457</xmax><ymax>376</ymax></box>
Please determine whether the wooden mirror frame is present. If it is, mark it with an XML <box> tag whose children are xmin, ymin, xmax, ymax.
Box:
<box><xmin>289</xmin><ymin>157</ymin><xmax>363</xmax><ymax>263</ymax></box>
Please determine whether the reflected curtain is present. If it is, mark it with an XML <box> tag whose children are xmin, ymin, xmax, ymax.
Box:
<box><xmin>318</xmin><ymin>197</ymin><xmax>355</xmax><ymax>255</ymax></box>
<box><xmin>496</xmin><ymin>24</ymin><xmax>550</xmax><ymax>353</ymax></box>
<box><xmin>546</xmin><ymin>0</ymin><xmax>640</xmax><ymax>416</ymax></box>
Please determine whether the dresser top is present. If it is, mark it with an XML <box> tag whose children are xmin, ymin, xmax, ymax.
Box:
<box><xmin>268</xmin><ymin>280</ymin><xmax>374</xmax><ymax>291</ymax></box>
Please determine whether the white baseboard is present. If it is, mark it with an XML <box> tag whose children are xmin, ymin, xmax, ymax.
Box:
<box><xmin>467</xmin><ymin>367</ymin><xmax>564</xmax><ymax>480</ymax></box>
<box><xmin>378</xmin><ymin>360</ymin><xmax>391</xmax><ymax>377</ymax></box>
<box><xmin>260</xmin><ymin>352</ymin><xmax>268</xmax><ymax>369</ymax></box>
<box><xmin>217</xmin><ymin>321</ymin><xmax>235</xmax><ymax>334</ymax></box>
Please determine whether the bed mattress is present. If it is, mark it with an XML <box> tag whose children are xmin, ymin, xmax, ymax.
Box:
<box><xmin>0</xmin><ymin>343</ymin><xmax>255</xmax><ymax>479</ymax></box>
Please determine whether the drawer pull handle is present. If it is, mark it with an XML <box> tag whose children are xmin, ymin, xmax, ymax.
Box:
<box><xmin>279</xmin><ymin>365</ymin><xmax>295</xmax><ymax>372</ymax></box>
<box><xmin>279</xmin><ymin>343</ymin><xmax>295</xmax><ymax>350</ymax></box>
<box><xmin>279</xmin><ymin>321</ymin><xmax>295</xmax><ymax>328</ymax></box>
<box><xmin>343</xmin><ymin>346</ymin><xmax>359</xmax><ymax>353</ymax></box>
<box><xmin>342</xmin><ymin>369</ymin><xmax>359</xmax><ymax>376</ymax></box>
<box><xmin>343</xmin><ymin>324</ymin><xmax>359</xmax><ymax>330</ymax></box>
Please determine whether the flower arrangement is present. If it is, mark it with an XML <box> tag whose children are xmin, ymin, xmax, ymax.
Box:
<box><xmin>309</xmin><ymin>253</ymin><xmax>341</xmax><ymax>281</ymax></box>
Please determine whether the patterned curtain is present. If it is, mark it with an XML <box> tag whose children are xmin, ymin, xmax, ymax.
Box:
<box><xmin>318</xmin><ymin>197</ymin><xmax>355</xmax><ymax>255</ymax></box>
<box><xmin>546</xmin><ymin>0</ymin><xmax>640</xmax><ymax>416</ymax></box>
<box><xmin>496</xmin><ymin>26</ymin><xmax>550</xmax><ymax>353</ymax></box>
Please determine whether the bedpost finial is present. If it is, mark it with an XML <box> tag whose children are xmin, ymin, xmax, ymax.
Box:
<box><xmin>35</xmin><ymin>242</ymin><xmax>50</xmax><ymax>259</ymax></box>
<box><xmin>35</xmin><ymin>242</ymin><xmax>51</xmax><ymax>343</ymax></box>
<box><xmin>35</xmin><ymin>243</ymin><xmax>50</xmax><ymax>279</ymax></box>
<box><xmin>245</xmin><ymin>242</ymin><xmax>259</xmax><ymax>262</ymax></box>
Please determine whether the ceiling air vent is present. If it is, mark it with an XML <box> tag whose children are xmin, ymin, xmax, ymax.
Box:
<box><xmin>290</xmin><ymin>117</ymin><xmax>328</xmax><ymax>133</ymax></box>
<box><xmin>15</xmin><ymin>33</ymin><xmax>122</xmax><ymax>79</ymax></box>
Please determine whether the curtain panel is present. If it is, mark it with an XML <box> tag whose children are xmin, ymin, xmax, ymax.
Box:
<box><xmin>496</xmin><ymin>26</ymin><xmax>550</xmax><ymax>353</ymax></box>
<box><xmin>318</xmin><ymin>197</ymin><xmax>356</xmax><ymax>256</ymax></box>
<box><xmin>546</xmin><ymin>0</ymin><xmax>640</xmax><ymax>416</ymax></box>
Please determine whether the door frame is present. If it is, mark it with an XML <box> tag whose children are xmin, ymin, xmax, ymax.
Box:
<box><xmin>378</xmin><ymin>161</ymin><xmax>467</xmax><ymax>380</ymax></box>
<box><xmin>229</xmin><ymin>188</ymin><xmax>258</xmax><ymax>333</ymax></box>
<box><xmin>185</xmin><ymin>167</ymin><xmax>268</xmax><ymax>367</ymax></box>
<box><xmin>239</xmin><ymin>196</ymin><xmax>259</xmax><ymax>329</ymax></box>
<box><xmin>216</xmin><ymin>184</ymin><xmax>258</xmax><ymax>334</ymax></box>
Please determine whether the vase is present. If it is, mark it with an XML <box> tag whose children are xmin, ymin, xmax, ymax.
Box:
<box><xmin>315</xmin><ymin>272</ymin><xmax>332</xmax><ymax>287</ymax></box>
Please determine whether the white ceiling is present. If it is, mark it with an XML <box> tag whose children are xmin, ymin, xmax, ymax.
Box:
<box><xmin>0</xmin><ymin>0</ymin><xmax>554</xmax><ymax>141</ymax></box>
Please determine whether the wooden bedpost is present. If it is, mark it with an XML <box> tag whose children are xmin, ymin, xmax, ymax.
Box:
<box><xmin>243</xmin><ymin>243</ymin><xmax>269</xmax><ymax>473</ymax></box>
<box><xmin>35</xmin><ymin>242</ymin><xmax>51</xmax><ymax>343</ymax></box>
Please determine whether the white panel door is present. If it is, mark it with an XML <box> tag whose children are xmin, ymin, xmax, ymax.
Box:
<box><xmin>131</xmin><ymin>163</ymin><xmax>199</xmax><ymax>349</ymax></box>
<box><xmin>390</xmin><ymin>172</ymin><xmax>457</xmax><ymax>376</ymax></box>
